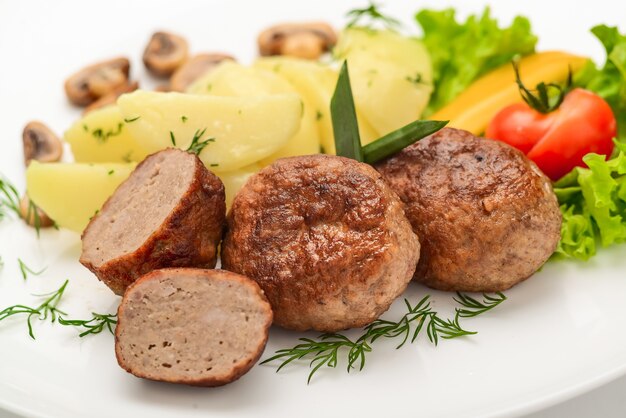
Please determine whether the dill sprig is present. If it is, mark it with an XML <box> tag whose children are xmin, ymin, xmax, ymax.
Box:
<box><xmin>91</xmin><ymin>123</ymin><xmax>124</xmax><ymax>143</ymax></box>
<box><xmin>24</xmin><ymin>197</ymin><xmax>43</xmax><ymax>237</ymax></box>
<box><xmin>262</xmin><ymin>292</ymin><xmax>506</xmax><ymax>383</ymax></box>
<box><xmin>0</xmin><ymin>280</ymin><xmax>117</xmax><ymax>339</ymax></box>
<box><xmin>0</xmin><ymin>176</ymin><xmax>44</xmax><ymax>237</ymax></box>
<box><xmin>186</xmin><ymin>128</ymin><xmax>215</xmax><ymax>155</ymax></box>
<box><xmin>17</xmin><ymin>258</ymin><xmax>46</xmax><ymax>281</ymax></box>
<box><xmin>58</xmin><ymin>313</ymin><xmax>117</xmax><ymax>338</ymax></box>
<box><xmin>0</xmin><ymin>280</ymin><xmax>68</xmax><ymax>339</ymax></box>
<box><xmin>346</xmin><ymin>2</ymin><xmax>401</xmax><ymax>30</ymax></box>
<box><xmin>0</xmin><ymin>175</ymin><xmax>20</xmax><ymax>221</ymax></box>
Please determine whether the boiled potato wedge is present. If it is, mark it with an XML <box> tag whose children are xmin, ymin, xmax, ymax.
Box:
<box><xmin>255</xmin><ymin>57</ymin><xmax>377</xmax><ymax>154</ymax></box>
<box><xmin>117</xmin><ymin>90</ymin><xmax>301</xmax><ymax>172</ymax></box>
<box><xmin>188</xmin><ymin>61</ymin><xmax>320</xmax><ymax>163</ymax></box>
<box><xmin>64</xmin><ymin>105</ymin><xmax>150</xmax><ymax>163</ymax></box>
<box><xmin>334</xmin><ymin>28</ymin><xmax>433</xmax><ymax>82</ymax></box>
<box><xmin>26</xmin><ymin>162</ymin><xmax>135</xmax><ymax>233</ymax></box>
<box><xmin>343</xmin><ymin>55</ymin><xmax>432</xmax><ymax>137</ymax></box>
<box><xmin>334</xmin><ymin>28</ymin><xmax>433</xmax><ymax>136</ymax></box>
<box><xmin>217</xmin><ymin>163</ymin><xmax>260</xmax><ymax>208</ymax></box>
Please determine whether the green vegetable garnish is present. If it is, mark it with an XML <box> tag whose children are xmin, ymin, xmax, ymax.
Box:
<box><xmin>362</xmin><ymin>119</ymin><xmax>447</xmax><ymax>164</ymax></box>
<box><xmin>554</xmin><ymin>141</ymin><xmax>626</xmax><ymax>260</ymax></box>
<box><xmin>17</xmin><ymin>258</ymin><xmax>46</xmax><ymax>281</ymax></box>
<box><xmin>330</xmin><ymin>61</ymin><xmax>447</xmax><ymax>163</ymax></box>
<box><xmin>416</xmin><ymin>7</ymin><xmax>537</xmax><ymax>115</ymax></box>
<box><xmin>0</xmin><ymin>279</ymin><xmax>117</xmax><ymax>339</ymax></box>
<box><xmin>346</xmin><ymin>1</ymin><xmax>401</xmax><ymax>30</ymax></box>
<box><xmin>331</xmin><ymin>61</ymin><xmax>364</xmax><ymax>162</ymax></box>
<box><xmin>262</xmin><ymin>292</ymin><xmax>506</xmax><ymax>383</ymax></box>
<box><xmin>575</xmin><ymin>25</ymin><xmax>626</xmax><ymax>142</ymax></box>
<box><xmin>186</xmin><ymin>128</ymin><xmax>215</xmax><ymax>156</ymax></box>
<box><xmin>0</xmin><ymin>175</ymin><xmax>20</xmax><ymax>221</ymax></box>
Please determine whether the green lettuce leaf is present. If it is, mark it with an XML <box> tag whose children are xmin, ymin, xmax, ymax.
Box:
<box><xmin>415</xmin><ymin>8</ymin><xmax>537</xmax><ymax>115</ymax></box>
<box><xmin>575</xmin><ymin>25</ymin><xmax>626</xmax><ymax>141</ymax></box>
<box><xmin>554</xmin><ymin>141</ymin><xmax>626</xmax><ymax>260</ymax></box>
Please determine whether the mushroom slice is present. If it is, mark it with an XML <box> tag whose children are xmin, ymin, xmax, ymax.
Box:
<box><xmin>170</xmin><ymin>53</ymin><xmax>234</xmax><ymax>92</ymax></box>
<box><xmin>258</xmin><ymin>22</ymin><xmax>337</xmax><ymax>60</ymax></box>
<box><xmin>20</xmin><ymin>195</ymin><xmax>55</xmax><ymax>228</ymax></box>
<box><xmin>154</xmin><ymin>84</ymin><xmax>170</xmax><ymax>92</ymax></box>
<box><xmin>84</xmin><ymin>81</ymin><xmax>139</xmax><ymax>115</ymax></box>
<box><xmin>22</xmin><ymin>121</ymin><xmax>63</xmax><ymax>166</ymax></box>
<box><xmin>143</xmin><ymin>31</ymin><xmax>189</xmax><ymax>77</ymax></box>
<box><xmin>64</xmin><ymin>57</ymin><xmax>130</xmax><ymax>106</ymax></box>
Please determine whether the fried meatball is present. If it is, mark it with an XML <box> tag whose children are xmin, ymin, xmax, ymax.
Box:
<box><xmin>221</xmin><ymin>155</ymin><xmax>420</xmax><ymax>332</ymax></box>
<box><xmin>374</xmin><ymin>127</ymin><xmax>562</xmax><ymax>292</ymax></box>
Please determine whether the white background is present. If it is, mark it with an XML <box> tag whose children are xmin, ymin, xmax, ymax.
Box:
<box><xmin>1</xmin><ymin>1</ymin><xmax>625</xmax><ymax>417</ymax></box>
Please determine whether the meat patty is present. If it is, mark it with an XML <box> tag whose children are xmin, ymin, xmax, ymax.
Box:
<box><xmin>115</xmin><ymin>268</ymin><xmax>272</xmax><ymax>387</ymax></box>
<box><xmin>374</xmin><ymin>127</ymin><xmax>562</xmax><ymax>292</ymax></box>
<box><xmin>80</xmin><ymin>148</ymin><xmax>225</xmax><ymax>295</ymax></box>
<box><xmin>221</xmin><ymin>154</ymin><xmax>420</xmax><ymax>332</ymax></box>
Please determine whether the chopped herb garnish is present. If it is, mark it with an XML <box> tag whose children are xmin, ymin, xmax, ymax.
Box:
<box><xmin>0</xmin><ymin>280</ymin><xmax>68</xmax><ymax>339</ymax></box>
<box><xmin>91</xmin><ymin>123</ymin><xmax>124</xmax><ymax>143</ymax></box>
<box><xmin>0</xmin><ymin>280</ymin><xmax>117</xmax><ymax>339</ymax></box>
<box><xmin>331</xmin><ymin>61</ymin><xmax>364</xmax><ymax>162</ymax></box>
<box><xmin>346</xmin><ymin>1</ymin><xmax>401</xmax><ymax>30</ymax></box>
<box><xmin>186</xmin><ymin>128</ymin><xmax>215</xmax><ymax>155</ymax></box>
<box><xmin>406</xmin><ymin>73</ymin><xmax>426</xmax><ymax>86</ymax></box>
<box><xmin>121</xmin><ymin>151</ymin><xmax>133</xmax><ymax>163</ymax></box>
<box><xmin>18</xmin><ymin>258</ymin><xmax>46</xmax><ymax>281</ymax></box>
<box><xmin>170</xmin><ymin>131</ymin><xmax>177</xmax><ymax>146</ymax></box>
<box><xmin>89</xmin><ymin>209</ymin><xmax>99</xmax><ymax>221</ymax></box>
<box><xmin>316</xmin><ymin>110</ymin><xmax>323</xmax><ymax>121</ymax></box>
<box><xmin>82</xmin><ymin>124</ymin><xmax>89</xmax><ymax>132</ymax></box>
<box><xmin>206</xmin><ymin>83</ymin><xmax>213</xmax><ymax>92</ymax></box>
<box><xmin>181</xmin><ymin>115</ymin><xmax>188</xmax><ymax>123</ymax></box>
<box><xmin>0</xmin><ymin>175</ymin><xmax>21</xmax><ymax>221</ymax></box>
<box><xmin>108</xmin><ymin>170</ymin><xmax>114</xmax><ymax>175</ymax></box>
<box><xmin>262</xmin><ymin>292</ymin><xmax>506</xmax><ymax>383</ymax></box>
<box><xmin>123</xmin><ymin>116</ymin><xmax>140</xmax><ymax>123</ymax></box>
<box><xmin>24</xmin><ymin>197</ymin><xmax>43</xmax><ymax>237</ymax></box>
<box><xmin>330</xmin><ymin>61</ymin><xmax>447</xmax><ymax>164</ymax></box>
<box><xmin>58</xmin><ymin>313</ymin><xmax>118</xmax><ymax>338</ymax></box>
<box><xmin>210</xmin><ymin>163</ymin><xmax>219</xmax><ymax>167</ymax></box>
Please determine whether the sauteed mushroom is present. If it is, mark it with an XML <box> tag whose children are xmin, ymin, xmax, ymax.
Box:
<box><xmin>84</xmin><ymin>81</ymin><xmax>139</xmax><ymax>115</ymax></box>
<box><xmin>143</xmin><ymin>31</ymin><xmax>189</xmax><ymax>77</ymax></box>
<box><xmin>64</xmin><ymin>57</ymin><xmax>130</xmax><ymax>106</ymax></box>
<box><xmin>258</xmin><ymin>23</ymin><xmax>337</xmax><ymax>60</ymax></box>
<box><xmin>19</xmin><ymin>195</ymin><xmax>54</xmax><ymax>228</ymax></box>
<box><xmin>169</xmin><ymin>53</ymin><xmax>234</xmax><ymax>92</ymax></box>
<box><xmin>22</xmin><ymin>121</ymin><xmax>63</xmax><ymax>166</ymax></box>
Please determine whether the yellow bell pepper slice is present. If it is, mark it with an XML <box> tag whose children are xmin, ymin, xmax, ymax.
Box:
<box><xmin>430</xmin><ymin>51</ymin><xmax>589</xmax><ymax>135</ymax></box>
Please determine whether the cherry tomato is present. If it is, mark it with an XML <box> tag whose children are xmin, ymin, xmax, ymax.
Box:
<box><xmin>486</xmin><ymin>88</ymin><xmax>616</xmax><ymax>181</ymax></box>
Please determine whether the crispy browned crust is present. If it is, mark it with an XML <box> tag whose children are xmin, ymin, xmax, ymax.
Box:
<box><xmin>80</xmin><ymin>149</ymin><xmax>226</xmax><ymax>295</ymax></box>
<box><xmin>115</xmin><ymin>268</ymin><xmax>273</xmax><ymax>387</ymax></box>
<box><xmin>374</xmin><ymin>127</ymin><xmax>562</xmax><ymax>292</ymax></box>
<box><xmin>221</xmin><ymin>154</ymin><xmax>420</xmax><ymax>332</ymax></box>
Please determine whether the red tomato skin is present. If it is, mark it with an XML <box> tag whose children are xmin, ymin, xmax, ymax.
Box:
<box><xmin>526</xmin><ymin>89</ymin><xmax>616</xmax><ymax>181</ymax></box>
<box><xmin>485</xmin><ymin>103</ymin><xmax>553</xmax><ymax>154</ymax></box>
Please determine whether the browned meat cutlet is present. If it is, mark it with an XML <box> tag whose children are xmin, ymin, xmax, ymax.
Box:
<box><xmin>222</xmin><ymin>154</ymin><xmax>420</xmax><ymax>332</ymax></box>
<box><xmin>375</xmin><ymin>127</ymin><xmax>562</xmax><ymax>292</ymax></box>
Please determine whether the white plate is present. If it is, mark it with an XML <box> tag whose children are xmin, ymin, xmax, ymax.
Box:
<box><xmin>1</xmin><ymin>1</ymin><xmax>625</xmax><ymax>417</ymax></box>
